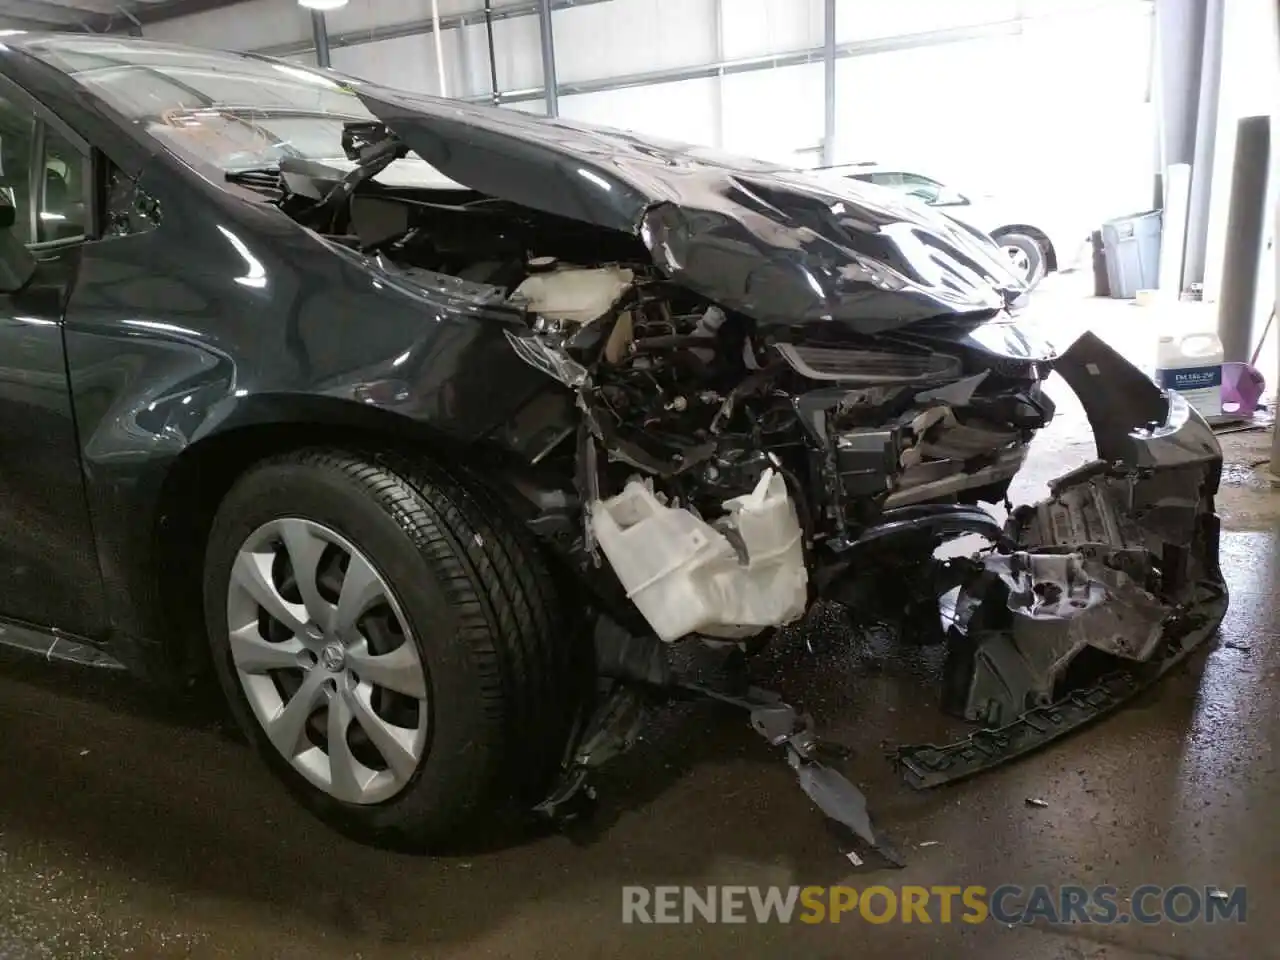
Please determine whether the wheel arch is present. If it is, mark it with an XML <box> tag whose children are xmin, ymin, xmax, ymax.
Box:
<box><xmin>148</xmin><ymin>395</ymin><xmax>516</xmax><ymax>682</ymax></box>
<box><xmin>991</xmin><ymin>223</ymin><xmax>1058</xmax><ymax>272</ymax></box>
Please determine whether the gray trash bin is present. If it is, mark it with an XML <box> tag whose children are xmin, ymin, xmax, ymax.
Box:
<box><xmin>1101</xmin><ymin>210</ymin><xmax>1162</xmax><ymax>299</ymax></box>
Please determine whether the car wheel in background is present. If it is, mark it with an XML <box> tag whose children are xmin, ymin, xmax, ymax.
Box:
<box><xmin>203</xmin><ymin>448</ymin><xmax>582</xmax><ymax>849</ymax></box>
<box><xmin>994</xmin><ymin>231</ymin><xmax>1047</xmax><ymax>289</ymax></box>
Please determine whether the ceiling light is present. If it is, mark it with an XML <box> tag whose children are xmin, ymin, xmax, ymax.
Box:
<box><xmin>297</xmin><ymin>0</ymin><xmax>348</xmax><ymax>10</ymax></box>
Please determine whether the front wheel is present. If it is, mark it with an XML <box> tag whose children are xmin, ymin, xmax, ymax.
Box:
<box><xmin>202</xmin><ymin>448</ymin><xmax>581</xmax><ymax>849</ymax></box>
<box><xmin>995</xmin><ymin>231</ymin><xmax>1047</xmax><ymax>289</ymax></box>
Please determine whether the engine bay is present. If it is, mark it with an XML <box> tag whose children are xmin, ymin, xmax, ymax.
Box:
<box><xmin>246</xmin><ymin>139</ymin><xmax>1057</xmax><ymax>558</ymax></box>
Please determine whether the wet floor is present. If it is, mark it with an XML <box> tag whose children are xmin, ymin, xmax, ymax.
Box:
<box><xmin>1</xmin><ymin>276</ymin><xmax>1278</xmax><ymax>959</ymax></box>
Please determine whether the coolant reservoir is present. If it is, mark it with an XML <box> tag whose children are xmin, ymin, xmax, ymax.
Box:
<box><xmin>589</xmin><ymin>469</ymin><xmax>808</xmax><ymax>642</ymax></box>
<box><xmin>510</xmin><ymin>265</ymin><xmax>634</xmax><ymax>326</ymax></box>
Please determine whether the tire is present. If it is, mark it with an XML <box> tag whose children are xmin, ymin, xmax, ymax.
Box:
<box><xmin>994</xmin><ymin>231</ymin><xmax>1047</xmax><ymax>289</ymax></box>
<box><xmin>202</xmin><ymin>447</ymin><xmax>581</xmax><ymax>849</ymax></box>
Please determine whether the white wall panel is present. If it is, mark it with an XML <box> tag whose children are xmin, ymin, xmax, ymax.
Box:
<box><xmin>490</xmin><ymin>14</ymin><xmax>544</xmax><ymax>92</ymax></box>
<box><xmin>505</xmin><ymin>100</ymin><xmax>547</xmax><ymax>115</ymax></box>
<box><xmin>832</xmin><ymin>37</ymin><xmax>1020</xmax><ymax>182</ymax></box>
<box><xmin>721</xmin><ymin>62</ymin><xmax>823</xmax><ymax>164</ymax></box>
<box><xmin>325</xmin><ymin>0</ymin><xmax>487</xmax><ymax>35</ymax></box>
<box><xmin>1017</xmin><ymin>2</ymin><xmax>1153</xmax><ymax>223</ymax></box>
<box><xmin>552</xmin><ymin>0</ymin><xmax>717</xmax><ymax>84</ymax></box>
<box><xmin>559</xmin><ymin>77</ymin><xmax>718</xmax><ymax>145</ymax></box>
<box><xmin>329</xmin><ymin>21</ymin><xmax>507</xmax><ymax>98</ymax></box>
<box><xmin>144</xmin><ymin>0</ymin><xmax>309</xmax><ymax>49</ymax></box>
<box><xmin>323</xmin><ymin>16</ymin><xmax>539</xmax><ymax>97</ymax></box>
<box><xmin>1020</xmin><ymin>0</ymin><xmax>1150</xmax><ymax>15</ymax></box>
<box><xmin>832</xmin><ymin>5</ymin><xmax>1153</xmax><ymax>248</ymax></box>
<box><xmin>146</xmin><ymin>0</ymin><xmax>491</xmax><ymax>51</ymax></box>
<box><xmin>331</xmin><ymin>34</ymin><xmax>438</xmax><ymax>94</ymax></box>
<box><xmin>721</xmin><ymin>0</ymin><xmax>822</xmax><ymax>59</ymax></box>
<box><xmin>835</xmin><ymin>0</ymin><xmax>1017</xmax><ymax>44</ymax></box>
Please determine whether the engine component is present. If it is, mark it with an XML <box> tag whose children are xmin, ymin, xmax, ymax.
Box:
<box><xmin>510</xmin><ymin>265</ymin><xmax>635</xmax><ymax>328</ymax></box>
<box><xmin>589</xmin><ymin>469</ymin><xmax>808</xmax><ymax>642</ymax></box>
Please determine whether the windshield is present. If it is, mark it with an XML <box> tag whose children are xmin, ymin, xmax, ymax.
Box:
<box><xmin>15</xmin><ymin>35</ymin><xmax>445</xmax><ymax>181</ymax></box>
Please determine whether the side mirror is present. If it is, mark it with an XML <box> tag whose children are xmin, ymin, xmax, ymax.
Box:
<box><xmin>0</xmin><ymin>193</ymin><xmax>36</xmax><ymax>294</ymax></box>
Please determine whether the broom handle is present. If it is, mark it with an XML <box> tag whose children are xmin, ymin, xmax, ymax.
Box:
<box><xmin>1250</xmin><ymin>310</ymin><xmax>1276</xmax><ymax>368</ymax></box>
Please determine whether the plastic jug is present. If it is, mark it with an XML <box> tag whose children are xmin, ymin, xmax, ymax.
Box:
<box><xmin>1155</xmin><ymin>331</ymin><xmax>1223</xmax><ymax>421</ymax></box>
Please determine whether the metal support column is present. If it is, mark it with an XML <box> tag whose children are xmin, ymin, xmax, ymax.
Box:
<box><xmin>484</xmin><ymin>0</ymin><xmax>500</xmax><ymax>104</ymax></box>
<box><xmin>430</xmin><ymin>0</ymin><xmax>447</xmax><ymax>97</ymax></box>
<box><xmin>1272</xmin><ymin>175</ymin><xmax>1280</xmax><ymax>471</ymax></box>
<box><xmin>711</xmin><ymin>0</ymin><xmax>724</xmax><ymax>148</ymax></box>
<box><xmin>1182</xmin><ymin>0</ymin><xmax>1225</xmax><ymax>287</ymax></box>
<box><xmin>821</xmin><ymin>0</ymin><xmax>836</xmax><ymax>166</ymax></box>
<box><xmin>1153</xmin><ymin>0</ymin><xmax>1205</xmax><ymax>169</ymax></box>
<box><xmin>536</xmin><ymin>0</ymin><xmax>559</xmax><ymax>117</ymax></box>
<box><xmin>1268</xmin><ymin>1</ymin><xmax>1280</xmax><ymax>475</ymax></box>
<box><xmin>1217</xmin><ymin>115</ymin><xmax>1271</xmax><ymax>364</ymax></box>
<box><xmin>311</xmin><ymin>11</ymin><xmax>331</xmax><ymax>68</ymax></box>
<box><xmin>116</xmin><ymin>4</ymin><xmax>143</xmax><ymax>36</ymax></box>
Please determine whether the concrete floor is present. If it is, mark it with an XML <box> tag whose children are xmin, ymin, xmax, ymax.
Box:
<box><xmin>1</xmin><ymin>275</ymin><xmax>1278</xmax><ymax>959</ymax></box>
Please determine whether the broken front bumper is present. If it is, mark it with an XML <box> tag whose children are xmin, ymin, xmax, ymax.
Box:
<box><xmin>892</xmin><ymin>332</ymin><xmax>1228</xmax><ymax>786</ymax></box>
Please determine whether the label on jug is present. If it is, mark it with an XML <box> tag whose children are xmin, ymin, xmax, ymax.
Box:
<box><xmin>1156</xmin><ymin>364</ymin><xmax>1222</xmax><ymax>418</ymax></box>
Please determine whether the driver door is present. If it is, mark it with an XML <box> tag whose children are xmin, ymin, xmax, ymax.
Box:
<box><xmin>0</xmin><ymin>82</ymin><xmax>107</xmax><ymax>640</ymax></box>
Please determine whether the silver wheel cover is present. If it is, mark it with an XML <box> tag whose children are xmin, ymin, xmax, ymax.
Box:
<box><xmin>1002</xmin><ymin>243</ymin><xmax>1033</xmax><ymax>280</ymax></box>
<box><xmin>226</xmin><ymin>518</ymin><xmax>429</xmax><ymax>805</ymax></box>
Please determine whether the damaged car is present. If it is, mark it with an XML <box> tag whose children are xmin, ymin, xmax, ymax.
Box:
<box><xmin>0</xmin><ymin>34</ymin><xmax>1226</xmax><ymax>856</ymax></box>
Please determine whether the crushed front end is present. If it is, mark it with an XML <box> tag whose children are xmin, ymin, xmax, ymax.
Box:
<box><xmin>559</xmin><ymin>290</ymin><xmax>1227</xmax><ymax>739</ymax></box>
<box><xmin>286</xmin><ymin>99</ymin><xmax>1227</xmax><ymax>856</ymax></box>
<box><xmin>498</xmin><ymin>257</ymin><xmax>1226</xmax><ymax>853</ymax></box>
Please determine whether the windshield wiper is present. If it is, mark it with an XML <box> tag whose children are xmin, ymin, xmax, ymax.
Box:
<box><xmin>225</xmin><ymin>166</ymin><xmax>283</xmax><ymax>198</ymax></box>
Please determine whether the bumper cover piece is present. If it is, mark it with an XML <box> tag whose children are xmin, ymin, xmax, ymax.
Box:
<box><xmin>892</xmin><ymin>580</ymin><xmax>1226</xmax><ymax>787</ymax></box>
<box><xmin>890</xmin><ymin>331</ymin><xmax>1228</xmax><ymax>785</ymax></box>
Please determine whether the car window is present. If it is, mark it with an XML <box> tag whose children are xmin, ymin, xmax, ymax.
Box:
<box><xmin>859</xmin><ymin>171</ymin><xmax>964</xmax><ymax>207</ymax></box>
<box><xmin>898</xmin><ymin>174</ymin><xmax>944</xmax><ymax>204</ymax></box>
<box><xmin>0</xmin><ymin>92</ymin><xmax>36</xmax><ymax>244</ymax></box>
<box><xmin>868</xmin><ymin>172</ymin><xmax>904</xmax><ymax>188</ymax></box>
<box><xmin>38</xmin><ymin>126</ymin><xmax>89</xmax><ymax>243</ymax></box>
<box><xmin>0</xmin><ymin>91</ymin><xmax>88</xmax><ymax>246</ymax></box>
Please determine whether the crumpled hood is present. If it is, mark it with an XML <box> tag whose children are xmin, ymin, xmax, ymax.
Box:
<box><xmin>353</xmin><ymin>85</ymin><xmax>1027</xmax><ymax>333</ymax></box>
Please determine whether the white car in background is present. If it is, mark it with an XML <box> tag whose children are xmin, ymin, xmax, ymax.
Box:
<box><xmin>821</xmin><ymin>162</ymin><xmax>1084</xmax><ymax>291</ymax></box>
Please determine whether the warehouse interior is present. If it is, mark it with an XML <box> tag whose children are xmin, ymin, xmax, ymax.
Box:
<box><xmin>0</xmin><ymin>0</ymin><xmax>1276</xmax><ymax>957</ymax></box>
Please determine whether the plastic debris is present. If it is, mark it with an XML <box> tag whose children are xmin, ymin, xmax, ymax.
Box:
<box><xmin>1025</xmin><ymin>797</ymin><xmax>1049</xmax><ymax>808</ymax></box>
